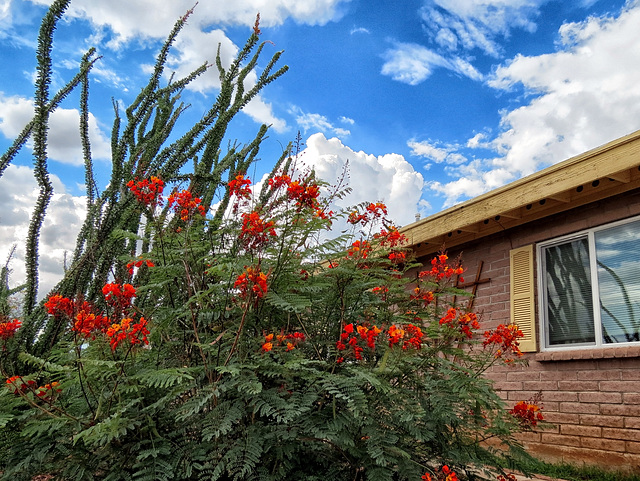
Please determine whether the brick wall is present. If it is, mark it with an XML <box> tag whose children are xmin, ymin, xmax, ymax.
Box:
<box><xmin>413</xmin><ymin>190</ymin><xmax>640</xmax><ymax>470</ymax></box>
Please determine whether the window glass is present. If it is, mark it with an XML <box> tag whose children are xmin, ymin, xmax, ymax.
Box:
<box><xmin>544</xmin><ymin>238</ymin><xmax>594</xmax><ymax>345</ymax></box>
<box><xmin>595</xmin><ymin>220</ymin><xmax>640</xmax><ymax>343</ymax></box>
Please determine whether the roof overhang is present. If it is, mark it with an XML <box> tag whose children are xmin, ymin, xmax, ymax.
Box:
<box><xmin>401</xmin><ymin>129</ymin><xmax>640</xmax><ymax>258</ymax></box>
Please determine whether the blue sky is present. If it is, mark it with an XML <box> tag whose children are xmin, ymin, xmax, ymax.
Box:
<box><xmin>1</xmin><ymin>0</ymin><xmax>640</xmax><ymax>294</ymax></box>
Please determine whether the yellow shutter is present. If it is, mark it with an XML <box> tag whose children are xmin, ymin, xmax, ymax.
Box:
<box><xmin>510</xmin><ymin>245</ymin><xmax>537</xmax><ymax>352</ymax></box>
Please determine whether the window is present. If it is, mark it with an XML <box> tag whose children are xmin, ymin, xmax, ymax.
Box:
<box><xmin>539</xmin><ymin>217</ymin><xmax>640</xmax><ymax>349</ymax></box>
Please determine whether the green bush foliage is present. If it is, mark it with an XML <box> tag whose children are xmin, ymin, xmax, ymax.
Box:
<box><xmin>0</xmin><ymin>2</ymin><xmax>542</xmax><ymax>480</ymax></box>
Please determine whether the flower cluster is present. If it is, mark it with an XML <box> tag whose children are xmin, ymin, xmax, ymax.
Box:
<box><xmin>388</xmin><ymin>323</ymin><xmax>423</xmax><ymax>350</ymax></box>
<box><xmin>127</xmin><ymin>257</ymin><xmax>155</xmax><ymax>276</ymax></box>
<box><xmin>261</xmin><ymin>331</ymin><xmax>306</xmax><ymax>352</ymax></box>
<box><xmin>102</xmin><ymin>283</ymin><xmax>136</xmax><ymax>310</ymax></box>
<box><xmin>6</xmin><ymin>376</ymin><xmax>62</xmax><ymax>402</ymax></box>
<box><xmin>483</xmin><ymin>323</ymin><xmax>523</xmax><ymax>361</ymax></box>
<box><xmin>347</xmin><ymin>202</ymin><xmax>388</xmax><ymax>226</ymax></box>
<box><xmin>168</xmin><ymin>189</ymin><xmax>206</xmax><ymax>222</ymax></box>
<box><xmin>336</xmin><ymin>323</ymin><xmax>382</xmax><ymax>363</ymax></box>
<box><xmin>228</xmin><ymin>173</ymin><xmax>252</xmax><ymax>200</ymax></box>
<box><xmin>347</xmin><ymin>240</ymin><xmax>372</xmax><ymax>260</ymax></box>
<box><xmin>44</xmin><ymin>294</ymin><xmax>74</xmax><ymax>318</ymax></box>
<box><xmin>269</xmin><ymin>173</ymin><xmax>329</xmax><ymax>219</ymax></box>
<box><xmin>373</xmin><ymin>225</ymin><xmax>407</xmax><ymax>248</ymax></box>
<box><xmin>420</xmin><ymin>254</ymin><xmax>464</xmax><ymax>283</ymax></box>
<box><xmin>0</xmin><ymin>318</ymin><xmax>21</xmax><ymax>340</ymax></box>
<box><xmin>411</xmin><ymin>287</ymin><xmax>434</xmax><ymax>306</ymax></box>
<box><xmin>6</xmin><ymin>375</ymin><xmax>36</xmax><ymax>394</ymax></box>
<box><xmin>106</xmin><ymin>317</ymin><xmax>150</xmax><ymax>350</ymax></box>
<box><xmin>509</xmin><ymin>399</ymin><xmax>544</xmax><ymax>428</ymax></box>
<box><xmin>422</xmin><ymin>465</ymin><xmax>459</xmax><ymax>481</ymax></box>
<box><xmin>239</xmin><ymin>211</ymin><xmax>276</xmax><ymax>249</ymax></box>
<box><xmin>234</xmin><ymin>266</ymin><xmax>269</xmax><ymax>300</ymax></box>
<box><xmin>36</xmin><ymin>382</ymin><xmax>62</xmax><ymax>402</ymax></box>
<box><xmin>72</xmin><ymin>301</ymin><xmax>110</xmax><ymax>339</ymax></box>
<box><xmin>439</xmin><ymin>308</ymin><xmax>479</xmax><ymax>339</ymax></box>
<box><xmin>127</xmin><ymin>176</ymin><xmax>164</xmax><ymax>207</ymax></box>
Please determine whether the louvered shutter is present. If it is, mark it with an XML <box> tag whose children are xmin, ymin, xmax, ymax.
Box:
<box><xmin>510</xmin><ymin>245</ymin><xmax>537</xmax><ymax>352</ymax></box>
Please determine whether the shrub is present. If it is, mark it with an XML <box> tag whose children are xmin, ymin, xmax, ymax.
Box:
<box><xmin>0</xmin><ymin>2</ymin><xmax>542</xmax><ymax>480</ymax></box>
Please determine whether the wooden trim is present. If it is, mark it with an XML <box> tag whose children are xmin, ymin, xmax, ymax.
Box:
<box><xmin>510</xmin><ymin>245</ymin><xmax>537</xmax><ymax>353</ymax></box>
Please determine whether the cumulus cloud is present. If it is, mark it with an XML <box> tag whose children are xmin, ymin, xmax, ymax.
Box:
<box><xmin>420</xmin><ymin>0</ymin><xmax>543</xmax><ymax>58</ymax></box>
<box><xmin>298</xmin><ymin>133</ymin><xmax>425</xmax><ymax>226</ymax></box>
<box><xmin>0</xmin><ymin>164</ymin><xmax>87</xmax><ymax>300</ymax></box>
<box><xmin>0</xmin><ymin>94</ymin><xmax>111</xmax><ymax>165</ymax></box>
<box><xmin>408</xmin><ymin>139</ymin><xmax>467</xmax><ymax>165</ymax></box>
<box><xmin>427</xmin><ymin>3</ymin><xmax>640</xmax><ymax>207</ymax></box>
<box><xmin>292</xmin><ymin>107</ymin><xmax>351</xmax><ymax>138</ymax></box>
<box><xmin>381</xmin><ymin>41</ymin><xmax>482</xmax><ymax>85</ymax></box>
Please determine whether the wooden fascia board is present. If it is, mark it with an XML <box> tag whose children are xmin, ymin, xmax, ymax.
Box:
<box><xmin>402</xmin><ymin>130</ymin><xmax>640</xmax><ymax>248</ymax></box>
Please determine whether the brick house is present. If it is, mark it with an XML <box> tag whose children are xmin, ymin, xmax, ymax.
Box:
<box><xmin>400</xmin><ymin>130</ymin><xmax>640</xmax><ymax>470</ymax></box>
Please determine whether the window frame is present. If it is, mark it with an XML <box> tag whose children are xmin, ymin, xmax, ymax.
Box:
<box><xmin>537</xmin><ymin>215</ymin><xmax>640</xmax><ymax>351</ymax></box>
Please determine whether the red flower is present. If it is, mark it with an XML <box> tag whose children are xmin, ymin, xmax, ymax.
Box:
<box><xmin>388</xmin><ymin>323</ymin><xmax>423</xmax><ymax>350</ymax></box>
<box><xmin>439</xmin><ymin>308</ymin><xmax>479</xmax><ymax>339</ymax></box>
<box><xmin>72</xmin><ymin>302</ymin><xmax>110</xmax><ymax>339</ymax></box>
<box><xmin>102</xmin><ymin>283</ymin><xmax>136</xmax><ymax>310</ymax></box>
<box><xmin>127</xmin><ymin>176</ymin><xmax>164</xmax><ymax>207</ymax></box>
<box><xmin>234</xmin><ymin>266</ymin><xmax>269</xmax><ymax>300</ymax></box>
<box><xmin>347</xmin><ymin>202</ymin><xmax>388</xmax><ymax>226</ymax></box>
<box><xmin>228</xmin><ymin>173</ymin><xmax>252</xmax><ymax>199</ymax></box>
<box><xmin>6</xmin><ymin>375</ymin><xmax>36</xmax><ymax>395</ymax></box>
<box><xmin>483</xmin><ymin>324</ymin><xmax>523</xmax><ymax>361</ymax></box>
<box><xmin>127</xmin><ymin>257</ymin><xmax>154</xmax><ymax>276</ymax></box>
<box><xmin>106</xmin><ymin>317</ymin><xmax>149</xmax><ymax>350</ymax></box>
<box><xmin>509</xmin><ymin>400</ymin><xmax>544</xmax><ymax>428</ymax></box>
<box><xmin>239</xmin><ymin>211</ymin><xmax>276</xmax><ymax>249</ymax></box>
<box><xmin>44</xmin><ymin>294</ymin><xmax>74</xmax><ymax>318</ymax></box>
<box><xmin>168</xmin><ymin>189</ymin><xmax>206</xmax><ymax>222</ymax></box>
<box><xmin>347</xmin><ymin>240</ymin><xmax>372</xmax><ymax>260</ymax></box>
<box><xmin>0</xmin><ymin>319</ymin><xmax>21</xmax><ymax>340</ymax></box>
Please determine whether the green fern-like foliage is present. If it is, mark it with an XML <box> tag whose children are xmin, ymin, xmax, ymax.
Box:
<box><xmin>0</xmin><ymin>4</ymin><xmax>539</xmax><ymax>481</ymax></box>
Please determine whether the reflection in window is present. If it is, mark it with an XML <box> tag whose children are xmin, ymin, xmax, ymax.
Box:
<box><xmin>595</xmin><ymin>221</ymin><xmax>640</xmax><ymax>343</ymax></box>
<box><xmin>544</xmin><ymin>238</ymin><xmax>594</xmax><ymax>345</ymax></box>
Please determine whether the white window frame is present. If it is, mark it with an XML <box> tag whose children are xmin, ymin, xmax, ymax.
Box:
<box><xmin>537</xmin><ymin>215</ymin><xmax>640</xmax><ymax>351</ymax></box>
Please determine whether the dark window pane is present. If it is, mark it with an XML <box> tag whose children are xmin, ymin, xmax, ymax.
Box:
<box><xmin>544</xmin><ymin>238</ymin><xmax>595</xmax><ymax>345</ymax></box>
<box><xmin>595</xmin><ymin>220</ymin><xmax>640</xmax><ymax>343</ymax></box>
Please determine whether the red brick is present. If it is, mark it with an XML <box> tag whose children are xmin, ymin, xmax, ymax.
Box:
<box><xmin>557</xmin><ymin>381</ymin><xmax>598</xmax><ymax>391</ymax></box>
<box><xmin>493</xmin><ymin>381</ymin><xmax>523</xmax><ymax>391</ymax></box>
<box><xmin>602</xmin><ymin>428</ymin><xmax>640</xmax><ymax>442</ymax></box>
<box><xmin>543</xmin><ymin>412</ymin><xmax>579</xmax><ymax>424</ymax></box>
<box><xmin>580</xmin><ymin>436</ymin><xmax>626</xmax><ymax>452</ymax></box>
<box><xmin>601</xmin><ymin>404</ymin><xmax>640</xmax><ymax>416</ymax></box>
<box><xmin>557</xmin><ymin>360</ymin><xmax>597</xmax><ymax>371</ymax></box>
<box><xmin>577</xmin><ymin>370</ymin><xmax>621</xmax><ymax>381</ymax></box>
<box><xmin>626</xmin><ymin>417</ymin><xmax>640</xmax><ymax>429</ymax></box>
<box><xmin>541</xmin><ymin>433</ymin><xmax>582</xmax><ymax>447</ymax></box>
<box><xmin>559</xmin><ymin>402</ymin><xmax>600</xmax><ymax>414</ymax></box>
<box><xmin>539</xmin><ymin>370</ymin><xmax>575</xmax><ymax>381</ymax></box>
<box><xmin>621</xmin><ymin>370</ymin><xmax>640</xmax><ymax>381</ymax></box>
<box><xmin>539</xmin><ymin>391</ymin><xmax>579</xmax><ymax>402</ymax></box>
<box><xmin>580</xmin><ymin>414</ymin><xmax>624</xmax><ymax>428</ymax></box>
<box><xmin>578</xmin><ymin>391</ymin><xmax>622</xmax><ymax>404</ymax></box>
<box><xmin>599</xmin><ymin>380</ymin><xmax>635</xmax><ymax>392</ymax></box>
<box><xmin>561</xmin><ymin>424</ymin><xmax>601</xmax><ymax>438</ymax></box>
<box><xmin>506</xmin><ymin>371</ymin><xmax>540</xmax><ymax>382</ymax></box>
<box><xmin>522</xmin><ymin>381</ymin><xmax>557</xmax><ymax>391</ymax></box>
<box><xmin>623</xmin><ymin>392</ymin><xmax>640</xmax><ymax>404</ymax></box>
<box><xmin>627</xmin><ymin>441</ymin><xmax>640</xmax><ymax>454</ymax></box>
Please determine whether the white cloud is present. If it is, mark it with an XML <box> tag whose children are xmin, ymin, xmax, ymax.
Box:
<box><xmin>426</xmin><ymin>3</ymin><xmax>640</xmax><ymax>207</ymax></box>
<box><xmin>28</xmin><ymin>0</ymin><xmax>350</xmax><ymax>43</ymax></box>
<box><xmin>0</xmin><ymin>164</ymin><xmax>87</xmax><ymax>300</ymax></box>
<box><xmin>381</xmin><ymin>41</ymin><xmax>483</xmax><ymax>85</ymax></box>
<box><xmin>299</xmin><ymin>133</ymin><xmax>425</xmax><ymax>226</ymax></box>
<box><xmin>420</xmin><ymin>0</ymin><xmax>544</xmax><ymax>58</ymax></box>
<box><xmin>0</xmin><ymin>94</ymin><xmax>111</xmax><ymax>165</ymax></box>
<box><xmin>292</xmin><ymin>107</ymin><xmax>351</xmax><ymax>137</ymax></box>
<box><xmin>350</xmin><ymin>27</ymin><xmax>370</xmax><ymax>35</ymax></box>
<box><xmin>408</xmin><ymin>139</ymin><xmax>468</xmax><ymax>165</ymax></box>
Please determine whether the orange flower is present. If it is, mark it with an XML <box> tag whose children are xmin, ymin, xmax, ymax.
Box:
<box><xmin>228</xmin><ymin>173</ymin><xmax>252</xmax><ymax>199</ymax></box>
<box><xmin>483</xmin><ymin>324</ymin><xmax>523</xmax><ymax>361</ymax></box>
<box><xmin>0</xmin><ymin>319</ymin><xmax>21</xmax><ymax>340</ymax></box>
<box><xmin>509</xmin><ymin>400</ymin><xmax>544</xmax><ymax>428</ymax></box>
<box><xmin>106</xmin><ymin>317</ymin><xmax>149</xmax><ymax>350</ymax></box>
<box><xmin>239</xmin><ymin>211</ymin><xmax>276</xmax><ymax>249</ymax></box>
<box><xmin>234</xmin><ymin>266</ymin><xmax>269</xmax><ymax>299</ymax></box>
<box><xmin>127</xmin><ymin>176</ymin><xmax>164</xmax><ymax>207</ymax></box>
<box><xmin>168</xmin><ymin>190</ymin><xmax>206</xmax><ymax>222</ymax></box>
<box><xmin>44</xmin><ymin>294</ymin><xmax>74</xmax><ymax>318</ymax></box>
